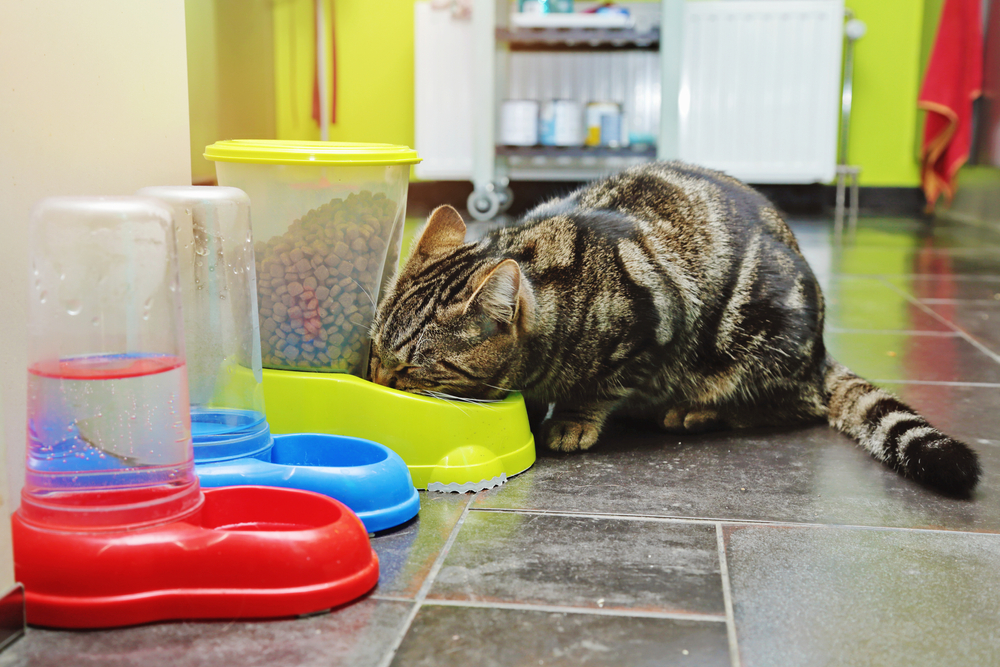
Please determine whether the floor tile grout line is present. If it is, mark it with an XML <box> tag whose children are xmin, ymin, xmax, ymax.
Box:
<box><xmin>826</xmin><ymin>328</ymin><xmax>958</xmax><ymax>336</ymax></box>
<box><xmin>467</xmin><ymin>507</ymin><xmax>1000</xmax><ymax>537</ymax></box>
<box><xmin>819</xmin><ymin>272</ymin><xmax>1000</xmax><ymax>281</ymax></box>
<box><xmin>413</xmin><ymin>495</ymin><xmax>475</xmax><ymax>602</ymax></box>
<box><xmin>868</xmin><ymin>379</ymin><xmax>1000</xmax><ymax>387</ymax></box>
<box><xmin>375</xmin><ymin>493</ymin><xmax>475</xmax><ymax>667</ymax></box>
<box><xmin>919</xmin><ymin>299</ymin><xmax>1000</xmax><ymax>306</ymax></box>
<box><xmin>881</xmin><ymin>279</ymin><xmax>1000</xmax><ymax>366</ymax></box>
<box><xmin>929</xmin><ymin>214</ymin><xmax>1000</xmax><ymax>241</ymax></box>
<box><xmin>716</xmin><ymin>524</ymin><xmax>741</xmax><ymax>667</ymax></box>
<box><xmin>420</xmin><ymin>598</ymin><xmax>727</xmax><ymax>623</ymax></box>
<box><xmin>469</xmin><ymin>507</ymin><xmax>724</xmax><ymax>526</ymax></box>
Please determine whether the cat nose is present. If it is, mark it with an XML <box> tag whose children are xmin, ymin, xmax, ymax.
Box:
<box><xmin>372</xmin><ymin>363</ymin><xmax>391</xmax><ymax>387</ymax></box>
<box><xmin>371</xmin><ymin>360</ymin><xmax>399</xmax><ymax>388</ymax></box>
<box><xmin>370</xmin><ymin>356</ymin><xmax>385</xmax><ymax>384</ymax></box>
<box><xmin>374</xmin><ymin>371</ymin><xmax>399</xmax><ymax>389</ymax></box>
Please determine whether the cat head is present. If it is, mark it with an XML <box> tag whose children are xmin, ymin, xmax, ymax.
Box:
<box><xmin>369</xmin><ymin>205</ymin><xmax>534</xmax><ymax>399</ymax></box>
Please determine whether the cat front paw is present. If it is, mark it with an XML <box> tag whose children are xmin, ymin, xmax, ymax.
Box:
<box><xmin>661</xmin><ymin>406</ymin><xmax>725</xmax><ymax>434</ymax></box>
<box><xmin>544</xmin><ymin>419</ymin><xmax>602</xmax><ymax>452</ymax></box>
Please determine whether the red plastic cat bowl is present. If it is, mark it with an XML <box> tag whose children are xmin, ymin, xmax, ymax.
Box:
<box><xmin>13</xmin><ymin>486</ymin><xmax>379</xmax><ymax>628</ymax></box>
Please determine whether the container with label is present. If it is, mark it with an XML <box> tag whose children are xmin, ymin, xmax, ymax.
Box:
<box><xmin>539</xmin><ymin>100</ymin><xmax>583</xmax><ymax>147</ymax></box>
<box><xmin>600</xmin><ymin>111</ymin><xmax>623</xmax><ymax>147</ymax></box>
<box><xmin>519</xmin><ymin>0</ymin><xmax>573</xmax><ymax>12</ymax></box>
<box><xmin>586</xmin><ymin>102</ymin><xmax>623</xmax><ymax>147</ymax></box>
<box><xmin>500</xmin><ymin>100</ymin><xmax>540</xmax><ymax>146</ymax></box>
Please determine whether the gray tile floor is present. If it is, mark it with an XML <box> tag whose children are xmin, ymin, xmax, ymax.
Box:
<box><xmin>5</xmin><ymin>215</ymin><xmax>1000</xmax><ymax>666</ymax></box>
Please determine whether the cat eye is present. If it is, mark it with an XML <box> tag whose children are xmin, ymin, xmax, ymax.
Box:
<box><xmin>435</xmin><ymin>359</ymin><xmax>477</xmax><ymax>381</ymax></box>
<box><xmin>374</xmin><ymin>351</ymin><xmax>407</xmax><ymax>370</ymax></box>
<box><xmin>460</xmin><ymin>314</ymin><xmax>498</xmax><ymax>341</ymax></box>
<box><xmin>478</xmin><ymin>316</ymin><xmax>499</xmax><ymax>337</ymax></box>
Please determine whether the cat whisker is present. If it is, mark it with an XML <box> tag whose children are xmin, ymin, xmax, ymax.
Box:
<box><xmin>426</xmin><ymin>390</ymin><xmax>501</xmax><ymax>412</ymax></box>
<box><xmin>452</xmin><ymin>399</ymin><xmax>499</xmax><ymax>412</ymax></box>
<box><xmin>446</xmin><ymin>394</ymin><xmax>503</xmax><ymax>404</ymax></box>
<box><xmin>483</xmin><ymin>381</ymin><xmax>523</xmax><ymax>394</ymax></box>
<box><xmin>410</xmin><ymin>329</ymin><xmax>428</xmax><ymax>362</ymax></box>
<box><xmin>351</xmin><ymin>278</ymin><xmax>377</xmax><ymax>310</ymax></box>
<box><xmin>424</xmin><ymin>390</ymin><xmax>473</xmax><ymax>417</ymax></box>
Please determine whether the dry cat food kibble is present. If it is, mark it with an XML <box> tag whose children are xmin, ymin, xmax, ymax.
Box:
<box><xmin>255</xmin><ymin>191</ymin><xmax>398</xmax><ymax>374</ymax></box>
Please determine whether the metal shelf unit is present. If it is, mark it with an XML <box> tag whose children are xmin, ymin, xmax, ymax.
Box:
<box><xmin>497</xmin><ymin>26</ymin><xmax>660</xmax><ymax>49</ymax></box>
<box><xmin>468</xmin><ymin>0</ymin><xmax>683</xmax><ymax>220</ymax></box>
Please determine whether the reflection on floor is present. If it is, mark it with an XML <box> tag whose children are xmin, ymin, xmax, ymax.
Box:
<box><xmin>6</xmin><ymin>215</ymin><xmax>1000</xmax><ymax>667</ymax></box>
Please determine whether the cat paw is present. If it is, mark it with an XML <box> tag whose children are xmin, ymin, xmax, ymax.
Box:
<box><xmin>661</xmin><ymin>407</ymin><xmax>687</xmax><ymax>432</ymax></box>
<box><xmin>544</xmin><ymin>420</ymin><xmax>601</xmax><ymax>452</ymax></box>
<box><xmin>662</xmin><ymin>407</ymin><xmax>725</xmax><ymax>433</ymax></box>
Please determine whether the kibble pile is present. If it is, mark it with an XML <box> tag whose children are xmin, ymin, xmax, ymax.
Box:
<box><xmin>255</xmin><ymin>191</ymin><xmax>399</xmax><ymax>374</ymax></box>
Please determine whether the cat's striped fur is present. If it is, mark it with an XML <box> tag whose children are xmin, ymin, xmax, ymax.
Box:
<box><xmin>370</xmin><ymin>162</ymin><xmax>981</xmax><ymax>496</ymax></box>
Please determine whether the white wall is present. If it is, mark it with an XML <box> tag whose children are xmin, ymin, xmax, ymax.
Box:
<box><xmin>0</xmin><ymin>0</ymin><xmax>192</xmax><ymax>589</ymax></box>
<box><xmin>0</xmin><ymin>391</ymin><xmax>12</xmax><ymax>594</ymax></box>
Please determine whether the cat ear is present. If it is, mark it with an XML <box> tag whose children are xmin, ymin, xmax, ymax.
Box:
<box><xmin>413</xmin><ymin>205</ymin><xmax>466</xmax><ymax>258</ymax></box>
<box><xmin>467</xmin><ymin>259</ymin><xmax>523</xmax><ymax>324</ymax></box>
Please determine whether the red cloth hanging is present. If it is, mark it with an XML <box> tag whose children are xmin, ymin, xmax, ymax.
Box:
<box><xmin>312</xmin><ymin>0</ymin><xmax>337</xmax><ymax>126</ymax></box>
<box><xmin>918</xmin><ymin>0</ymin><xmax>983</xmax><ymax>210</ymax></box>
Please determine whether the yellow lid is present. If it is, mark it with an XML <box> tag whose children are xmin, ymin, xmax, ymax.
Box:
<box><xmin>204</xmin><ymin>140</ymin><xmax>421</xmax><ymax>166</ymax></box>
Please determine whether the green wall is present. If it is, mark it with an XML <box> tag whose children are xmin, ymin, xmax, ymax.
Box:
<box><xmin>186</xmin><ymin>0</ymin><xmax>276</xmax><ymax>184</ymax></box>
<box><xmin>846</xmin><ymin>0</ymin><xmax>927</xmax><ymax>186</ymax></box>
<box><xmin>273</xmin><ymin>0</ymin><xmax>415</xmax><ymax>148</ymax></box>
<box><xmin>276</xmin><ymin>0</ymin><xmax>937</xmax><ymax>187</ymax></box>
<box><xmin>329</xmin><ymin>0</ymin><xmax>415</xmax><ymax>147</ymax></box>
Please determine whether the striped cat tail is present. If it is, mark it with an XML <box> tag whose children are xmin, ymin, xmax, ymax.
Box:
<box><xmin>823</xmin><ymin>357</ymin><xmax>981</xmax><ymax>496</ymax></box>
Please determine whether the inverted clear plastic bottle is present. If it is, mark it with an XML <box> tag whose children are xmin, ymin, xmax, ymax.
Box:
<box><xmin>137</xmin><ymin>186</ymin><xmax>270</xmax><ymax>462</ymax></box>
<box><xmin>22</xmin><ymin>197</ymin><xmax>202</xmax><ymax>530</ymax></box>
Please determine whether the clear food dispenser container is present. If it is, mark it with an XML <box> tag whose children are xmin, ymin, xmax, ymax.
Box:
<box><xmin>204</xmin><ymin>140</ymin><xmax>420</xmax><ymax>376</ymax></box>
<box><xmin>22</xmin><ymin>197</ymin><xmax>201</xmax><ymax>530</ymax></box>
<box><xmin>137</xmin><ymin>186</ymin><xmax>271</xmax><ymax>463</ymax></box>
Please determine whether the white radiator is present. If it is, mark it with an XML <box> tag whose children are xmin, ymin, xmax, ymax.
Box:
<box><xmin>414</xmin><ymin>2</ymin><xmax>474</xmax><ymax>180</ymax></box>
<box><xmin>414</xmin><ymin>0</ymin><xmax>844</xmax><ymax>184</ymax></box>
<box><xmin>680</xmin><ymin>1</ymin><xmax>844</xmax><ymax>183</ymax></box>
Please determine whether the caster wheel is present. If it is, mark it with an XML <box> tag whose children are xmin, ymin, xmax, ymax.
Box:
<box><xmin>468</xmin><ymin>189</ymin><xmax>501</xmax><ymax>221</ymax></box>
<box><xmin>497</xmin><ymin>186</ymin><xmax>514</xmax><ymax>213</ymax></box>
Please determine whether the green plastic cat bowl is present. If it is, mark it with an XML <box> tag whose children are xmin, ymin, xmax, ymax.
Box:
<box><xmin>262</xmin><ymin>369</ymin><xmax>536</xmax><ymax>491</ymax></box>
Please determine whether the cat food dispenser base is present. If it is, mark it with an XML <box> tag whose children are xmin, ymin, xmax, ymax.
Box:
<box><xmin>261</xmin><ymin>370</ymin><xmax>536</xmax><ymax>491</ymax></box>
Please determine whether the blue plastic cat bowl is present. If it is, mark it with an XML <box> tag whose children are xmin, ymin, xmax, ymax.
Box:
<box><xmin>195</xmin><ymin>431</ymin><xmax>420</xmax><ymax>533</ymax></box>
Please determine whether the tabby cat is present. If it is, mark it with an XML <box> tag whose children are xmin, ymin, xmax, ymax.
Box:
<box><xmin>369</xmin><ymin>162</ymin><xmax>981</xmax><ymax>496</ymax></box>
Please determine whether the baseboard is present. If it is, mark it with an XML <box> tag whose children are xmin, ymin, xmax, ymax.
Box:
<box><xmin>754</xmin><ymin>184</ymin><xmax>927</xmax><ymax>217</ymax></box>
<box><xmin>407</xmin><ymin>180</ymin><xmax>929</xmax><ymax>220</ymax></box>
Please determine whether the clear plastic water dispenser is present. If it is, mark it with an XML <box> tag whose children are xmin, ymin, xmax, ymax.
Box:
<box><xmin>22</xmin><ymin>197</ymin><xmax>202</xmax><ymax>530</ymax></box>
<box><xmin>137</xmin><ymin>186</ymin><xmax>271</xmax><ymax>463</ymax></box>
